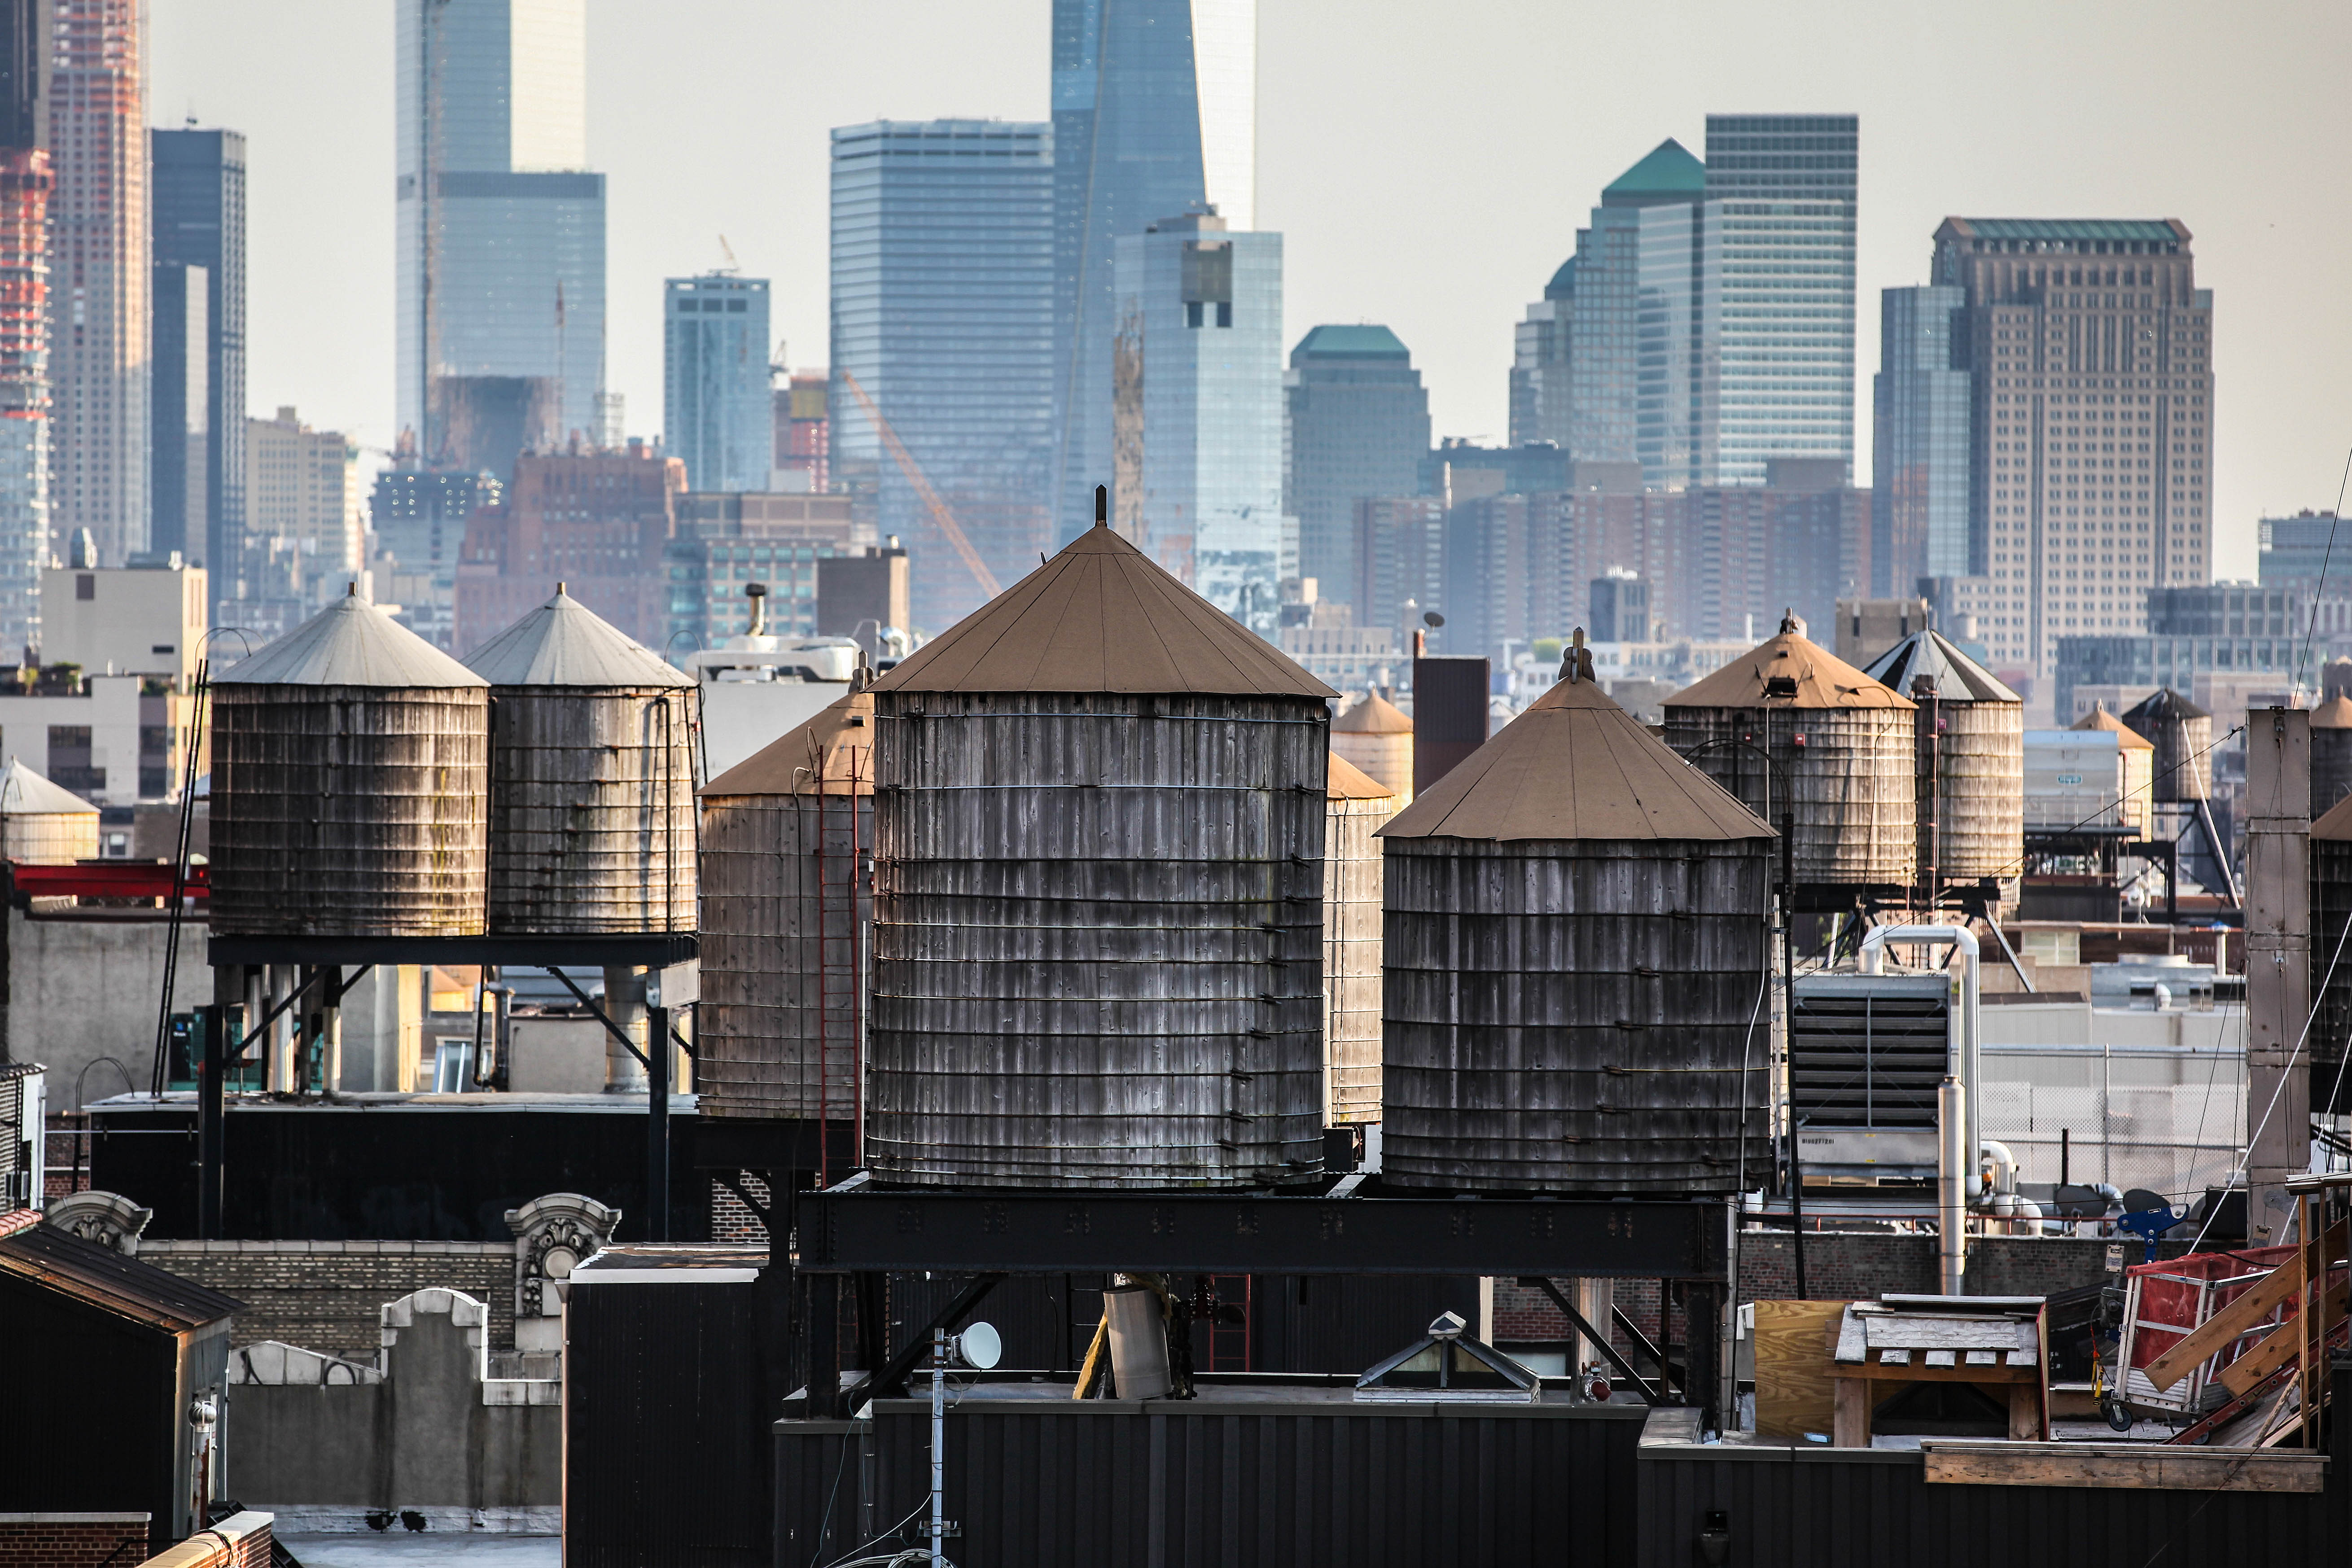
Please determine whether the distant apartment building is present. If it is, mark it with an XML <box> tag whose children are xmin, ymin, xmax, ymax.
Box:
<box><xmin>1872</xmin><ymin>284</ymin><xmax>1971</xmax><ymax>595</ymax></box>
<box><xmin>664</xmin><ymin>273</ymin><xmax>770</xmax><ymax>493</ymax></box>
<box><xmin>771</xmin><ymin>368</ymin><xmax>828</xmax><ymax>493</ymax></box>
<box><xmin>1112</xmin><ymin>209</ymin><xmax>1289</xmax><ymax>631</ymax></box>
<box><xmin>1052</xmin><ymin>0</ymin><xmax>1257</xmax><ymax>542</ymax></box>
<box><xmin>454</xmin><ymin>444</ymin><xmax>684</xmax><ymax>652</ymax></box>
<box><xmin>48</xmin><ymin>0</ymin><xmax>150</xmax><ymax>565</ymax></box>
<box><xmin>149</xmin><ymin>261</ymin><xmax>205</xmax><ymax>565</ymax></box>
<box><xmin>0</xmin><ymin>143</ymin><xmax>48</xmax><ymax>661</ymax></box>
<box><xmin>831</xmin><ymin>119</ymin><xmax>1052</xmax><ymax>631</ymax></box>
<box><xmin>245</xmin><ymin>407</ymin><xmax>364</xmax><ymax>613</ymax></box>
<box><xmin>397</xmin><ymin>0</ymin><xmax>605</xmax><ymax>469</ymax></box>
<box><xmin>151</xmin><ymin>127</ymin><xmax>247</xmax><ymax>594</ymax></box>
<box><xmin>1283</xmin><ymin>324</ymin><xmax>1429</xmax><ymax>609</ymax></box>
<box><xmin>665</xmin><ymin>490</ymin><xmax>857</xmax><ymax>652</ymax></box>
<box><xmin>1504</xmin><ymin>115</ymin><xmax>1858</xmax><ymax>487</ymax></box>
<box><xmin>369</xmin><ymin>467</ymin><xmax>500</xmax><ymax>648</ymax></box>
<box><xmin>1349</xmin><ymin>495</ymin><xmax>1444</xmax><ymax>652</ymax></box>
<box><xmin>0</xmin><ymin>670</ymin><xmax>202</xmax><ymax>803</ymax></box>
<box><xmin>1912</xmin><ymin>218</ymin><xmax>2214</xmax><ymax>697</ymax></box>
<box><xmin>39</xmin><ymin>556</ymin><xmax>205</xmax><ymax>689</ymax></box>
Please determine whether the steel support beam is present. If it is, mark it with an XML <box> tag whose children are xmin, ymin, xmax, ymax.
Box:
<box><xmin>799</xmin><ymin>1187</ymin><xmax>1729</xmax><ymax>1281</ymax></box>
<box><xmin>1520</xmin><ymin>1277</ymin><xmax>1660</xmax><ymax>1405</ymax></box>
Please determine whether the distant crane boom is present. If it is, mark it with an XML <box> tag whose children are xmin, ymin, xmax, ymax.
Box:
<box><xmin>838</xmin><ymin>369</ymin><xmax>1001</xmax><ymax>601</ymax></box>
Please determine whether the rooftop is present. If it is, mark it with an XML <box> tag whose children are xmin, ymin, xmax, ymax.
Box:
<box><xmin>1291</xmin><ymin>324</ymin><xmax>1410</xmax><ymax>363</ymax></box>
<box><xmin>460</xmin><ymin>588</ymin><xmax>694</xmax><ymax>689</ymax></box>
<box><xmin>216</xmin><ymin>588</ymin><xmax>485</xmax><ymax>689</ymax></box>
<box><xmin>0</xmin><ymin>1217</ymin><xmax>243</xmax><ymax>1332</ymax></box>
<box><xmin>700</xmin><ymin>689</ymin><xmax>874</xmax><ymax>797</ymax></box>
<box><xmin>1665</xmin><ymin>619</ymin><xmax>1914</xmax><ymax>712</ymax></box>
<box><xmin>1863</xmin><ymin>629</ymin><xmax>2021</xmax><ymax>705</ymax></box>
<box><xmin>1603</xmin><ymin>138</ymin><xmax>1705</xmax><ymax>203</ymax></box>
<box><xmin>1938</xmin><ymin>216</ymin><xmax>2188</xmax><ymax>246</ymax></box>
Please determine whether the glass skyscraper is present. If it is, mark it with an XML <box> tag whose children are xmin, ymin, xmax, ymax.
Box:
<box><xmin>830</xmin><ymin>119</ymin><xmax>1054</xmax><ymax>632</ymax></box>
<box><xmin>1051</xmin><ymin>0</ymin><xmax>1256</xmax><ymax>542</ymax></box>
<box><xmin>1872</xmin><ymin>285</ymin><xmax>1972</xmax><ymax>595</ymax></box>
<box><xmin>396</xmin><ymin>0</ymin><xmax>605</xmax><ymax>464</ymax></box>
<box><xmin>1283</xmin><ymin>324</ymin><xmax>1428</xmax><ymax>604</ymax></box>
<box><xmin>1703</xmin><ymin>114</ymin><xmax>1857</xmax><ymax>484</ymax></box>
<box><xmin>152</xmin><ymin>127</ymin><xmax>245</xmax><ymax>596</ymax></box>
<box><xmin>1111</xmin><ymin>210</ymin><xmax>1287</xmax><ymax>633</ymax></box>
<box><xmin>664</xmin><ymin>274</ymin><xmax>771</xmax><ymax>494</ymax></box>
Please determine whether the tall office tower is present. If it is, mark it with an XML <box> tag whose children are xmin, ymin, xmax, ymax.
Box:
<box><xmin>1283</xmin><ymin>324</ymin><xmax>1429</xmax><ymax>606</ymax></box>
<box><xmin>1871</xmin><ymin>285</ymin><xmax>1971</xmax><ymax>595</ymax></box>
<box><xmin>1110</xmin><ymin>210</ymin><xmax>1287</xmax><ymax>632</ymax></box>
<box><xmin>397</xmin><ymin>0</ymin><xmax>605</xmax><ymax>469</ymax></box>
<box><xmin>771</xmin><ymin>367</ymin><xmax>828</xmax><ymax>493</ymax></box>
<box><xmin>369</xmin><ymin>466</ymin><xmax>499</xmax><ymax>648</ymax></box>
<box><xmin>152</xmin><ymin>128</ymin><xmax>246</xmax><ymax>591</ymax></box>
<box><xmin>1508</xmin><ymin>139</ymin><xmax>1710</xmax><ymax>486</ymax></box>
<box><xmin>149</xmin><ymin>262</ymin><xmax>204</xmax><ymax>561</ymax></box>
<box><xmin>48</xmin><ymin>0</ymin><xmax>149</xmax><ymax>565</ymax></box>
<box><xmin>0</xmin><ymin>147</ymin><xmax>46</xmax><ymax>657</ymax></box>
<box><xmin>246</xmin><ymin>406</ymin><xmax>364</xmax><ymax>609</ymax></box>
<box><xmin>830</xmin><ymin>119</ymin><xmax>1054</xmax><ymax>631</ymax></box>
<box><xmin>1927</xmin><ymin>218</ymin><xmax>2211</xmax><ymax>687</ymax></box>
<box><xmin>1703</xmin><ymin>115</ymin><xmax>1858</xmax><ymax>484</ymax></box>
<box><xmin>1051</xmin><ymin>0</ymin><xmax>1256</xmax><ymax>541</ymax></box>
<box><xmin>664</xmin><ymin>274</ymin><xmax>770</xmax><ymax>493</ymax></box>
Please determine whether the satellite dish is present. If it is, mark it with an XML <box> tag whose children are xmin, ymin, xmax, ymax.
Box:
<box><xmin>1423</xmin><ymin>611</ymin><xmax>1445</xmax><ymax>629</ymax></box>
<box><xmin>956</xmin><ymin>1321</ymin><xmax>1002</xmax><ymax>1371</ymax></box>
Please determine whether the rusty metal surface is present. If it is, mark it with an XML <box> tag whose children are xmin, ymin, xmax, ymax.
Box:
<box><xmin>696</xmin><ymin>788</ymin><xmax>871</xmax><ymax>1120</ymax></box>
<box><xmin>207</xmin><ymin>684</ymin><xmax>489</xmax><ymax>937</ymax></box>
<box><xmin>1913</xmin><ymin>697</ymin><xmax>2024</xmax><ymax>882</ymax></box>
<box><xmin>1325</xmin><ymin>788</ymin><xmax>1390</xmax><ymax>1125</ymax></box>
<box><xmin>485</xmin><ymin>686</ymin><xmax>698</xmax><ymax>935</ymax></box>
<box><xmin>1664</xmin><ymin>705</ymin><xmax>1917</xmax><ymax>885</ymax></box>
<box><xmin>867</xmin><ymin>692</ymin><xmax>1329</xmax><ymax>1188</ymax></box>
<box><xmin>1380</xmin><ymin>837</ymin><xmax>1772</xmax><ymax>1194</ymax></box>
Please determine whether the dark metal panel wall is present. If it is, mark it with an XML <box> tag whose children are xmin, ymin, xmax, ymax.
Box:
<box><xmin>868</xmin><ymin>692</ymin><xmax>1329</xmax><ymax>1188</ymax></box>
<box><xmin>1381</xmin><ymin>837</ymin><xmax>1772</xmax><ymax>1193</ymax></box>
<box><xmin>486</xmin><ymin>686</ymin><xmax>697</xmax><ymax>935</ymax></box>
<box><xmin>566</xmin><ymin>1282</ymin><xmax>773</xmax><ymax>1568</ymax></box>
<box><xmin>777</xmin><ymin>1403</ymin><xmax>1646</xmax><ymax>1568</ymax></box>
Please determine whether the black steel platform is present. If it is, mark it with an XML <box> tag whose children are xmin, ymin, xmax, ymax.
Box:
<box><xmin>205</xmin><ymin>932</ymin><xmax>698</xmax><ymax>967</ymax></box>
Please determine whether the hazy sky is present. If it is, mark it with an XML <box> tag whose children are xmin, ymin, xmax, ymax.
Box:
<box><xmin>153</xmin><ymin>0</ymin><xmax>2351</xmax><ymax>578</ymax></box>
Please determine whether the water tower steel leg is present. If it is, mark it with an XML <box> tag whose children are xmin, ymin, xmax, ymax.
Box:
<box><xmin>648</xmin><ymin>1003</ymin><xmax>670</xmax><ymax>1242</ymax></box>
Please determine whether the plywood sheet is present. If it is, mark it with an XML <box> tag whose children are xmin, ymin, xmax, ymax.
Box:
<box><xmin>1754</xmin><ymin>1299</ymin><xmax>1849</xmax><ymax>1439</ymax></box>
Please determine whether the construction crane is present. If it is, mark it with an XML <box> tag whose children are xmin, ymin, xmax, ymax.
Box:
<box><xmin>837</xmin><ymin>369</ymin><xmax>1002</xmax><ymax>601</ymax></box>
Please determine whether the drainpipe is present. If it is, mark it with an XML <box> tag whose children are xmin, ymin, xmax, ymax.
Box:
<box><xmin>1938</xmin><ymin>1078</ymin><xmax>1968</xmax><ymax>1292</ymax></box>
<box><xmin>1861</xmin><ymin>924</ymin><xmax>1981</xmax><ymax>1293</ymax></box>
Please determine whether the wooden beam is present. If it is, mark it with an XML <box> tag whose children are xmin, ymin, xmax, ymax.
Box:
<box><xmin>2216</xmin><ymin>1277</ymin><xmax>2350</xmax><ymax>1398</ymax></box>
<box><xmin>1922</xmin><ymin>1441</ymin><xmax>2328</xmax><ymax>1494</ymax></box>
<box><xmin>2139</xmin><ymin>1248</ymin><xmax>2304</xmax><ymax>1393</ymax></box>
<box><xmin>1832</xmin><ymin>1376</ymin><xmax>1871</xmax><ymax>1449</ymax></box>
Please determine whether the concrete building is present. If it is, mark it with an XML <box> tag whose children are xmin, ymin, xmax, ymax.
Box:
<box><xmin>1921</xmin><ymin>218</ymin><xmax>2214</xmax><ymax>700</ymax></box>
<box><xmin>1872</xmin><ymin>285</ymin><xmax>1972</xmax><ymax>594</ymax></box>
<box><xmin>829</xmin><ymin>119</ymin><xmax>1052</xmax><ymax>632</ymax></box>
<box><xmin>815</xmin><ymin>541</ymin><xmax>910</xmax><ymax>645</ymax></box>
<box><xmin>369</xmin><ymin>466</ymin><xmax>501</xmax><ymax>648</ymax></box>
<box><xmin>1111</xmin><ymin>209</ymin><xmax>1289</xmax><ymax>632</ymax></box>
<box><xmin>2258</xmin><ymin>511</ymin><xmax>2344</xmax><ymax>595</ymax></box>
<box><xmin>1052</xmin><ymin>0</ymin><xmax>1255</xmax><ymax>542</ymax></box>
<box><xmin>454</xmin><ymin>444</ymin><xmax>684</xmax><ymax>652</ymax></box>
<box><xmin>1283</xmin><ymin>324</ymin><xmax>1429</xmax><ymax>610</ymax></box>
<box><xmin>1704</xmin><ymin>114</ymin><xmax>1858</xmax><ymax>485</ymax></box>
<box><xmin>38</xmin><ymin>556</ymin><xmax>205</xmax><ymax>689</ymax></box>
<box><xmin>245</xmin><ymin>407</ymin><xmax>364</xmax><ymax>609</ymax></box>
<box><xmin>0</xmin><ymin>145</ymin><xmax>48</xmax><ymax>662</ymax></box>
<box><xmin>665</xmin><ymin>490</ymin><xmax>857</xmax><ymax>652</ymax></box>
<box><xmin>0</xmin><ymin>671</ymin><xmax>202</xmax><ymax>804</ymax></box>
<box><xmin>396</xmin><ymin>0</ymin><xmax>605</xmax><ymax>463</ymax></box>
<box><xmin>771</xmin><ymin>367</ymin><xmax>828</xmax><ymax>494</ymax></box>
<box><xmin>151</xmin><ymin>127</ymin><xmax>246</xmax><ymax>596</ymax></box>
<box><xmin>663</xmin><ymin>273</ymin><xmax>770</xmax><ymax>494</ymax></box>
<box><xmin>46</xmin><ymin>0</ymin><xmax>149</xmax><ymax>566</ymax></box>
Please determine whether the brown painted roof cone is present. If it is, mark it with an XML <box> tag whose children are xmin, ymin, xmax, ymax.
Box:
<box><xmin>1664</xmin><ymin>609</ymin><xmax>1913</xmax><ymax>711</ymax></box>
<box><xmin>868</xmin><ymin>482</ymin><xmax>1336</xmax><ymax>698</ymax></box>
<box><xmin>1382</xmin><ymin>628</ymin><xmax>1774</xmax><ymax>843</ymax></box>
<box><xmin>1334</xmin><ymin>690</ymin><xmax>1412</xmax><ymax>735</ymax></box>
<box><xmin>2072</xmin><ymin>705</ymin><xmax>2155</xmax><ymax>750</ymax></box>
<box><xmin>700</xmin><ymin>689</ymin><xmax>875</xmax><ymax>797</ymax></box>
<box><xmin>1327</xmin><ymin>749</ymin><xmax>1397</xmax><ymax>802</ymax></box>
<box><xmin>2314</xmin><ymin>790</ymin><xmax>2352</xmax><ymax>841</ymax></box>
<box><xmin>2311</xmin><ymin>696</ymin><xmax>2352</xmax><ymax>730</ymax></box>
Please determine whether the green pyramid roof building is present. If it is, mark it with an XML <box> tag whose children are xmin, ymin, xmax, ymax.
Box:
<box><xmin>1603</xmin><ymin>138</ymin><xmax>1705</xmax><ymax>205</ymax></box>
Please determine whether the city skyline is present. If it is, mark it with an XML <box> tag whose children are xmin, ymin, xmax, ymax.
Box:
<box><xmin>146</xmin><ymin>0</ymin><xmax>2352</xmax><ymax>585</ymax></box>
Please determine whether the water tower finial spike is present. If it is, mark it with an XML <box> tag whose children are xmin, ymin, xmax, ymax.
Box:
<box><xmin>1095</xmin><ymin>484</ymin><xmax>1108</xmax><ymax>528</ymax></box>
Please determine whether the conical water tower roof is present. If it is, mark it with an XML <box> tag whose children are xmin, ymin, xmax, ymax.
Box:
<box><xmin>2310</xmin><ymin>696</ymin><xmax>2352</xmax><ymax>730</ymax></box>
<box><xmin>2315</xmin><ymin>791</ymin><xmax>2352</xmax><ymax>841</ymax></box>
<box><xmin>1334</xmin><ymin>690</ymin><xmax>1412</xmax><ymax>734</ymax></box>
<box><xmin>461</xmin><ymin>588</ymin><xmax>692</xmax><ymax>688</ymax></box>
<box><xmin>1664</xmin><ymin>617</ymin><xmax>1912</xmax><ymax>711</ymax></box>
<box><xmin>2073</xmin><ymin>707</ymin><xmax>2155</xmax><ymax>750</ymax></box>
<box><xmin>0</xmin><ymin>758</ymin><xmax>96</xmax><ymax>815</ymax></box>
<box><xmin>1862</xmin><ymin>629</ymin><xmax>2020</xmax><ymax>703</ymax></box>
<box><xmin>701</xmin><ymin>690</ymin><xmax>875</xmax><ymax>797</ymax></box>
<box><xmin>1327</xmin><ymin>750</ymin><xmax>1398</xmax><ymax>802</ymax></box>
<box><xmin>215</xmin><ymin>588</ymin><xmax>485</xmax><ymax>688</ymax></box>
<box><xmin>2125</xmin><ymin>687</ymin><xmax>2209</xmax><ymax>723</ymax></box>
<box><xmin>1380</xmin><ymin>667</ymin><xmax>1774</xmax><ymax>843</ymax></box>
<box><xmin>869</xmin><ymin>522</ymin><xmax>1337</xmax><ymax>698</ymax></box>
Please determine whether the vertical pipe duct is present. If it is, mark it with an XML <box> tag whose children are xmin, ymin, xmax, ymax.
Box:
<box><xmin>2247</xmin><ymin>706</ymin><xmax>2312</xmax><ymax>1241</ymax></box>
<box><xmin>1938</xmin><ymin>1077</ymin><xmax>1968</xmax><ymax>1293</ymax></box>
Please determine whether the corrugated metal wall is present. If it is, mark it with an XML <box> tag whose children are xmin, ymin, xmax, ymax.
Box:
<box><xmin>776</xmin><ymin>1401</ymin><xmax>1645</xmax><ymax>1568</ymax></box>
<box><xmin>209</xmin><ymin>685</ymin><xmax>489</xmax><ymax>937</ymax></box>
<box><xmin>867</xmin><ymin>692</ymin><xmax>1328</xmax><ymax>1187</ymax></box>
<box><xmin>1381</xmin><ymin>837</ymin><xmax>1773</xmax><ymax>1193</ymax></box>
<box><xmin>485</xmin><ymin>687</ymin><xmax>697</xmax><ymax>934</ymax></box>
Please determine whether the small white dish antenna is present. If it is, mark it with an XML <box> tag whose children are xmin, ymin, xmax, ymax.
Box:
<box><xmin>955</xmin><ymin>1321</ymin><xmax>1002</xmax><ymax>1371</ymax></box>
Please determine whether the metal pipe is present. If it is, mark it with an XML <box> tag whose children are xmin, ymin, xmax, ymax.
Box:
<box><xmin>1938</xmin><ymin>1076</ymin><xmax>1968</xmax><ymax>1293</ymax></box>
<box><xmin>929</xmin><ymin>1327</ymin><xmax>946</xmax><ymax>1568</ymax></box>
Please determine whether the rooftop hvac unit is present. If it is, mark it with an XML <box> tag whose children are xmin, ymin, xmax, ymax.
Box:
<box><xmin>1790</xmin><ymin>970</ymin><xmax>1971</xmax><ymax>1182</ymax></box>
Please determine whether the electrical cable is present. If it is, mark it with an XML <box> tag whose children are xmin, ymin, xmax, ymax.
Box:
<box><xmin>2291</xmin><ymin>444</ymin><xmax>2352</xmax><ymax>698</ymax></box>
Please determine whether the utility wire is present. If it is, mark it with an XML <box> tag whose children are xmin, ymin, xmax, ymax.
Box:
<box><xmin>2291</xmin><ymin>444</ymin><xmax>2352</xmax><ymax>698</ymax></box>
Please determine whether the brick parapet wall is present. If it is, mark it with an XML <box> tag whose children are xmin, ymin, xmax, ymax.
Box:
<box><xmin>135</xmin><ymin>1511</ymin><xmax>271</xmax><ymax>1568</ymax></box>
<box><xmin>0</xmin><ymin>1514</ymin><xmax>151</xmax><ymax>1567</ymax></box>
<box><xmin>140</xmin><ymin>1241</ymin><xmax>515</xmax><ymax>1359</ymax></box>
<box><xmin>711</xmin><ymin>1170</ymin><xmax>771</xmax><ymax>1244</ymax></box>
